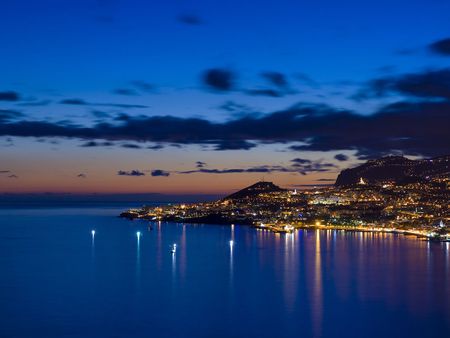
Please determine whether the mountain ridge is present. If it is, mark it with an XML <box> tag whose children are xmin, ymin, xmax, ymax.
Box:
<box><xmin>335</xmin><ymin>155</ymin><xmax>450</xmax><ymax>186</ymax></box>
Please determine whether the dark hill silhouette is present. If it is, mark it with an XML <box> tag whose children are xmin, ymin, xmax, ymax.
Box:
<box><xmin>224</xmin><ymin>181</ymin><xmax>286</xmax><ymax>200</ymax></box>
<box><xmin>335</xmin><ymin>155</ymin><xmax>450</xmax><ymax>186</ymax></box>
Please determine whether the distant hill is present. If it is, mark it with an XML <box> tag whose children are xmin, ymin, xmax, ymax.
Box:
<box><xmin>224</xmin><ymin>181</ymin><xmax>286</xmax><ymax>200</ymax></box>
<box><xmin>335</xmin><ymin>155</ymin><xmax>450</xmax><ymax>186</ymax></box>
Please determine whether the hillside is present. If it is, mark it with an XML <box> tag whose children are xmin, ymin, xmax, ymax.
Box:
<box><xmin>224</xmin><ymin>181</ymin><xmax>286</xmax><ymax>200</ymax></box>
<box><xmin>335</xmin><ymin>155</ymin><xmax>450</xmax><ymax>186</ymax></box>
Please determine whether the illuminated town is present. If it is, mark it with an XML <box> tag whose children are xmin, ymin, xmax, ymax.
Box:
<box><xmin>121</xmin><ymin>156</ymin><xmax>450</xmax><ymax>242</ymax></box>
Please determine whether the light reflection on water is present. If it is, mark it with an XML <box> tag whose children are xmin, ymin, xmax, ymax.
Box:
<box><xmin>0</xmin><ymin>208</ymin><xmax>449</xmax><ymax>338</ymax></box>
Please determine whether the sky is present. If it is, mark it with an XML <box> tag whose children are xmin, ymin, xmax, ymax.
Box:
<box><xmin>1</xmin><ymin>0</ymin><xmax>450</xmax><ymax>195</ymax></box>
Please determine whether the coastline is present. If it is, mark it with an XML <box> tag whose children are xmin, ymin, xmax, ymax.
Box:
<box><xmin>120</xmin><ymin>212</ymin><xmax>450</xmax><ymax>242</ymax></box>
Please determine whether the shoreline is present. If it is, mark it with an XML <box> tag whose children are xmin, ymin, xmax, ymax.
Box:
<box><xmin>121</xmin><ymin>214</ymin><xmax>450</xmax><ymax>242</ymax></box>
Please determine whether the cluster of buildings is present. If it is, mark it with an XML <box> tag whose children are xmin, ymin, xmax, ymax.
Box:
<box><xmin>121</xmin><ymin>177</ymin><xmax>449</xmax><ymax>241</ymax></box>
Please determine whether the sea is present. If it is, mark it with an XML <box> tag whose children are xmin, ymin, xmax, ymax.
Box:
<box><xmin>0</xmin><ymin>204</ymin><xmax>449</xmax><ymax>338</ymax></box>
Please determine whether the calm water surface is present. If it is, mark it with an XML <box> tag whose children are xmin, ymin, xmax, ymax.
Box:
<box><xmin>0</xmin><ymin>206</ymin><xmax>449</xmax><ymax>338</ymax></box>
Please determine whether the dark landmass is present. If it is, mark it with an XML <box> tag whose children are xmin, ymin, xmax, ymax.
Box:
<box><xmin>120</xmin><ymin>155</ymin><xmax>449</xmax><ymax>241</ymax></box>
<box><xmin>224</xmin><ymin>181</ymin><xmax>286</xmax><ymax>200</ymax></box>
<box><xmin>335</xmin><ymin>155</ymin><xmax>450</xmax><ymax>186</ymax></box>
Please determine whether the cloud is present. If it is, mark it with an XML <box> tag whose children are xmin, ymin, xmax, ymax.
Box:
<box><xmin>295</xmin><ymin>73</ymin><xmax>318</xmax><ymax>87</ymax></box>
<box><xmin>91</xmin><ymin>110</ymin><xmax>111</xmax><ymax>118</ymax></box>
<box><xmin>131</xmin><ymin>81</ymin><xmax>155</xmax><ymax>93</ymax></box>
<box><xmin>80</xmin><ymin>141</ymin><xmax>114</xmax><ymax>147</ymax></box>
<box><xmin>203</xmin><ymin>68</ymin><xmax>235</xmax><ymax>91</ymax></box>
<box><xmin>0</xmin><ymin>170</ymin><xmax>11</xmax><ymax>173</ymax></box>
<box><xmin>177</xmin><ymin>14</ymin><xmax>203</xmax><ymax>25</ymax></box>
<box><xmin>178</xmin><ymin>162</ymin><xmax>336</xmax><ymax>176</ymax></box>
<box><xmin>8</xmin><ymin>174</ymin><xmax>18</xmax><ymax>179</ymax></box>
<box><xmin>218</xmin><ymin>101</ymin><xmax>252</xmax><ymax>113</ymax></box>
<box><xmin>290</xmin><ymin>159</ymin><xmax>336</xmax><ymax>175</ymax></box>
<box><xmin>147</xmin><ymin>144</ymin><xmax>164</xmax><ymax>150</ymax></box>
<box><xmin>121</xmin><ymin>143</ymin><xmax>142</xmax><ymax>149</ymax></box>
<box><xmin>291</xmin><ymin>158</ymin><xmax>312</xmax><ymax>164</ymax></box>
<box><xmin>0</xmin><ymin>110</ymin><xmax>23</xmax><ymax>122</ymax></box>
<box><xmin>354</xmin><ymin>68</ymin><xmax>450</xmax><ymax>100</ymax></box>
<box><xmin>196</xmin><ymin>161</ymin><xmax>206</xmax><ymax>168</ymax></box>
<box><xmin>244</xmin><ymin>89</ymin><xmax>283</xmax><ymax>97</ymax></box>
<box><xmin>113</xmin><ymin>88</ymin><xmax>138</xmax><ymax>96</ymax></box>
<box><xmin>151</xmin><ymin>169</ymin><xmax>170</xmax><ymax>177</ymax></box>
<box><xmin>117</xmin><ymin>170</ymin><xmax>145</xmax><ymax>176</ymax></box>
<box><xmin>1</xmin><ymin>101</ymin><xmax>448</xmax><ymax>157</ymax></box>
<box><xmin>245</xmin><ymin>71</ymin><xmax>295</xmax><ymax>97</ymax></box>
<box><xmin>60</xmin><ymin>98</ymin><xmax>87</xmax><ymax>105</ymax></box>
<box><xmin>0</xmin><ymin>91</ymin><xmax>20</xmax><ymax>101</ymax></box>
<box><xmin>261</xmin><ymin>72</ymin><xmax>289</xmax><ymax>88</ymax></box>
<box><xmin>429</xmin><ymin>38</ymin><xmax>450</xmax><ymax>56</ymax></box>
<box><xmin>213</xmin><ymin>140</ymin><xmax>257</xmax><ymax>151</ymax></box>
<box><xmin>77</xmin><ymin>173</ymin><xmax>87</xmax><ymax>178</ymax></box>
<box><xmin>60</xmin><ymin>98</ymin><xmax>148</xmax><ymax>108</ymax></box>
<box><xmin>334</xmin><ymin>153</ymin><xmax>349</xmax><ymax>161</ymax></box>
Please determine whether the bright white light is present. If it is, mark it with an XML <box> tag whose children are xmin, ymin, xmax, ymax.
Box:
<box><xmin>229</xmin><ymin>240</ymin><xmax>234</xmax><ymax>246</ymax></box>
<box><xmin>91</xmin><ymin>230</ymin><xmax>95</xmax><ymax>236</ymax></box>
<box><xmin>136</xmin><ymin>231</ymin><xmax>141</xmax><ymax>239</ymax></box>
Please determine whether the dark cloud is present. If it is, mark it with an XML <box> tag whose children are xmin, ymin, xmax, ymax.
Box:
<box><xmin>178</xmin><ymin>162</ymin><xmax>335</xmax><ymax>176</ymax></box>
<box><xmin>8</xmin><ymin>174</ymin><xmax>18</xmax><ymax>179</ymax></box>
<box><xmin>91</xmin><ymin>110</ymin><xmax>111</xmax><ymax>118</ymax></box>
<box><xmin>295</xmin><ymin>73</ymin><xmax>318</xmax><ymax>87</ymax></box>
<box><xmin>131</xmin><ymin>81</ymin><xmax>155</xmax><ymax>93</ymax></box>
<box><xmin>0</xmin><ymin>110</ymin><xmax>23</xmax><ymax>122</ymax></box>
<box><xmin>317</xmin><ymin>178</ymin><xmax>336</xmax><ymax>182</ymax></box>
<box><xmin>429</xmin><ymin>38</ymin><xmax>450</xmax><ymax>56</ymax></box>
<box><xmin>290</xmin><ymin>160</ymin><xmax>336</xmax><ymax>175</ymax></box>
<box><xmin>218</xmin><ymin>101</ymin><xmax>252</xmax><ymax>113</ymax></box>
<box><xmin>0</xmin><ymin>91</ymin><xmax>20</xmax><ymax>101</ymax></box>
<box><xmin>80</xmin><ymin>141</ymin><xmax>114</xmax><ymax>147</ymax></box>
<box><xmin>334</xmin><ymin>153</ymin><xmax>349</xmax><ymax>161</ymax></box>
<box><xmin>196</xmin><ymin>161</ymin><xmax>206</xmax><ymax>168</ymax></box>
<box><xmin>113</xmin><ymin>88</ymin><xmax>138</xmax><ymax>96</ymax></box>
<box><xmin>60</xmin><ymin>98</ymin><xmax>148</xmax><ymax>108</ymax></box>
<box><xmin>244</xmin><ymin>89</ymin><xmax>283</xmax><ymax>97</ymax></box>
<box><xmin>121</xmin><ymin>143</ymin><xmax>142</xmax><ymax>149</ymax></box>
<box><xmin>291</xmin><ymin>158</ymin><xmax>312</xmax><ymax>164</ymax></box>
<box><xmin>77</xmin><ymin>173</ymin><xmax>87</xmax><ymax>178</ymax></box>
<box><xmin>147</xmin><ymin>144</ymin><xmax>164</xmax><ymax>150</ymax></box>
<box><xmin>1</xmin><ymin>101</ymin><xmax>448</xmax><ymax>157</ymax></box>
<box><xmin>118</xmin><ymin>170</ymin><xmax>145</xmax><ymax>176</ymax></box>
<box><xmin>261</xmin><ymin>72</ymin><xmax>289</xmax><ymax>88</ymax></box>
<box><xmin>177</xmin><ymin>14</ymin><xmax>203</xmax><ymax>25</ymax></box>
<box><xmin>151</xmin><ymin>169</ymin><xmax>170</xmax><ymax>177</ymax></box>
<box><xmin>213</xmin><ymin>140</ymin><xmax>257</xmax><ymax>151</ymax></box>
<box><xmin>203</xmin><ymin>68</ymin><xmax>235</xmax><ymax>91</ymax></box>
<box><xmin>354</xmin><ymin>68</ymin><xmax>450</xmax><ymax>100</ymax></box>
<box><xmin>60</xmin><ymin>98</ymin><xmax>87</xmax><ymax>105</ymax></box>
<box><xmin>0</xmin><ymin>170</ymin><xmax>11</xmax><ymax>173</ymax></box>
